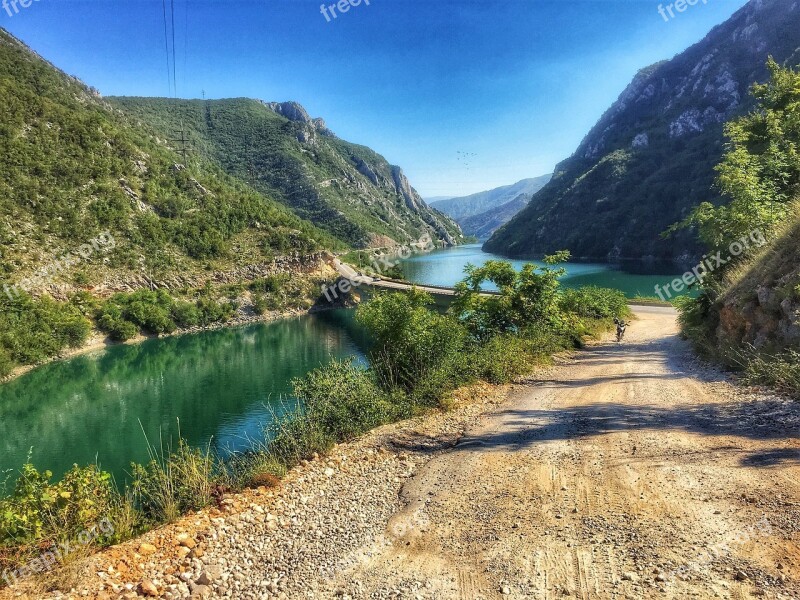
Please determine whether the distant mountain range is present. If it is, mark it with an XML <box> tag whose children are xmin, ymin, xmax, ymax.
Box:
<box><xmin>459</xmin><ymin>193</ymin><xmax>532</xmax><ymax>239</ymax></box>
<box><xmin>430</xmin><ymin>176</ymin><xmax>551</xmax><ymax>220</ymax></box>
<box><xmin>485</xmin><ymin>0</ymin><xmax>800</xmax><ymax>263</ymax></box>
<box><xmin>429</xmin><ymin>175</ymin><xmax>551</xmax><ymax>237</ymax></box>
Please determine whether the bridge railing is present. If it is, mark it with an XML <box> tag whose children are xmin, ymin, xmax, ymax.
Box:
<box><xmin>375</xmin><ymin>277</ymin><xmax>501</xmax><ymax>295</ymax></box>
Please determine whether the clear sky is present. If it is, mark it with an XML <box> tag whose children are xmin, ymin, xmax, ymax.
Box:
<box><xmin>2</xmin><ymin>0</ymin><xmax>749</xmax><ymax>197</ymax></box>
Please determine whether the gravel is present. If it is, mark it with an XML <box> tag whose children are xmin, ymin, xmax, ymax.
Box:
<box><xmin>0</xmin><ymin>383</ymin><xmax>506</xmax><ymax>600</ymax></box>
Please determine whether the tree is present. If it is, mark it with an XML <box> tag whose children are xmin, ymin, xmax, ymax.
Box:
<box><xmin>669</xmin><ymin>59</ymin><xmax>800</xmax><ymax>256</ymax></box>
<box><xmin>449</xmin><ymin>253</ymin><xmax>570</xmax><ymax>341</ymax></box>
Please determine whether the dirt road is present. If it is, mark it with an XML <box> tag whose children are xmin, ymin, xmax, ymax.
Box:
<box><xmin>331</xmin><ymin>306</ymin><xmax>800</xmax><ymax>599</ymax></box>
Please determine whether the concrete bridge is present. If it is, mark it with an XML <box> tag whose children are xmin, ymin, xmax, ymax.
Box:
<box><xmin>332</xmin><ymin>260</ymin><xmax>499</xmax><ymax>298</ymax></box>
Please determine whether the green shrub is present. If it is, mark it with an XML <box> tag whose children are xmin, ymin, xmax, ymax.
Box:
<box><xmin>0</xmin><ymin>464</ymin><xmax>118</xmax><ymax>546</ymax></box>
<box><xmin>0</xmin><ymin>348</ymin><xmax>13</xmax><ymax>378</ymax></box>
<box><xmin>473</xmin><ymin>335</ymin><xmax>539</xmax><ymax>384</ymax></box>
<box><xmin>96</xmin><ymin>289</ymin><xmax>233</xmax><ymax>338</ymax></box>
<box><xmin>124</xmin><ymin>301</ymin><xmax>176</xmax><ymax>334</ymax></box>
<box><xmin>170</xmin><ymin>301</ymin><xmax>201</xmax><ymax>328</ymax></box>
<box><xmin>675</xmin><ymin>293</ymin><xmax>720</xmax><ymax>358</ymax></box>
<box><xmin>196</xmin><ymin>297</ymin><xmax>234</xmax><ymax>325</ymax></box>
<box><xmin>98</xmin><ymin>315</ymin><xmax>138</xmax><ymax>342</ymax></box>
<box><xmin>357</xmin><ymin>290</ymin><xmax>468</xmax><ymax>396</ymax></box>
<box><xmin>739</xmin><ymin>348</ymin><xmax>800</xmax><ymax>399</ymax></box>
<box><xmin>450</xmin><ymin>257</ymin><xmax>567</xmax><ymax>340</ymax></box>
<box><xmin>251</xmin><ymin>293</ymin><xmax>270</xmax><ymax>315</ymax></box>
<box><xmin>560</xmin><ymin>286</ymin><xmax>631</xmax><ymax>320</ymax></box>
<box><xmin>222</xmin><ymin>452</ymin><xmax>287</xmax><ymax>491</ymax></box>
<box><xmin>407</xmin><ymin>350</ymin><xmax>475</xmax><ymax>404</ymax></box>
<box><xmin>261</xmin><ymin>360</ymin><xmax>412</xmax><ymax>470</ymax></box>
<box><xmin>250</xmin><ymin>274</ymin><xmax>290</xmax><ymax>294</ymax></box>
<box><xmin>292</xmin><ymin>359</ymin><xmax>396</xmax><ymax>440</ymax></box>
<box><xmin>69</xmin><ymin>291</ymin><xmax>102</xmax><ymax>316</ymax></box>
<box><xmin>0</xmin><ymin>292</ymin><xmax>90</xmax><ymax>366</ymax></box>
<box><xmin>264</xmin><ymin>412</ymin><xmax>336</xmax><ymax>468</ymax></box>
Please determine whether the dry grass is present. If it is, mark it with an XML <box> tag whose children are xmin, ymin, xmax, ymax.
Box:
<box><xmin>721</xmin><ymin>200</ymin><xmax>800</xmax><ymax>304</ymax></box>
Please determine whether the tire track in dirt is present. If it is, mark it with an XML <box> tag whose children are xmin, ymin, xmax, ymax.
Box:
<box><xmin>329</xmin><ymin>306</ymin><xmax>800</xmax><ymax>599</ymax></box>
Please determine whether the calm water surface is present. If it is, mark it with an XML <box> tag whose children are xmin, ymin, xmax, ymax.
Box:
<box><xmin>400</xmin><ymin>244</ymin><xmax>683</xmax><ymax>298</ymax></box>
<box><xmin>0</xmin><ymin>309</ymin><xmax>367</xmax><ymax>484</ymax></box>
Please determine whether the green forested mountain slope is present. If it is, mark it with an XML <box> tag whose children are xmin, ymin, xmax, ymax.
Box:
<box><xmin>0</xmin><ymin>29</ymin><xmax>339</xmax><ymax>286</ymax></box>
<box><xmin>109</xmin><ymin>97</ymin><xmax>462</xmax><ymax>249</ymax></box>
<box><xmin>486</xmin><ymin>0</ymin><xmax>800</xmax><ymax>262</ymax></box>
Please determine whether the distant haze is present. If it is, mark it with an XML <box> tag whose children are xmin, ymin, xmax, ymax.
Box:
<box><xmin>429</xmin><ymin>175</ymin><xmax>552</xmax><ymax>221</ymax></box>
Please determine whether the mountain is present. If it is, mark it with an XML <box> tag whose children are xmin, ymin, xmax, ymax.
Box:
<box><xmin>109</xmin><ymin>97</ymin><xmax>462</xmax><ymax>249</ymax></box>
<box><xmin>0</xmin><ymin>29</ymin><xmax>337</xmax><ymax>288</ymax></box>
<box><xmin>459</xmin><ymin>193</ymin><xmax>532</xmax><ymax>239</ymax></box>
<box><xmin>429</xmin><ymin>175</ymin><xmax>551</xmax><ymax>221</ymax></box>
<box><xmin>485</xmin><ymin>0</ymin><xmax>800</xmax><ymax>263</ymax></box>
<box><xmin>0</xmin><ymin>26</ymin><xmax>461</xmax><ymax>296</ymax></box>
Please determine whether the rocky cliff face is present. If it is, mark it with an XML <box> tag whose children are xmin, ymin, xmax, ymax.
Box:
<box><xmin>486</xmin><ymin>0</ymin><xmax>800</xmax><ymax>263</ymax></box>
<box><xmin>264</xmin><ymin>101</ymin><xmax>337</xmax><ymax>143</ymax></box>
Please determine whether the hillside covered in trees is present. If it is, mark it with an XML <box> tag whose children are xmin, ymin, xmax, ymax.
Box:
<box><xmin>676</xmin><ymin>61</ymin><xmax>800</xmax><ymax>396</ymax></box>
<box><xmin>109</xmin><ymin>97</ymin><xmax>462</xmax><ymax>249</ymax></box>
<box><xmin>0</xmin><ymin>30</ymin><xmax>341</xmax><ymax>288</ymax></box>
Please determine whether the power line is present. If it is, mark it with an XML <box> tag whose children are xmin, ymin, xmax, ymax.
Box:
<box><xmin>183</xmin><ymin>0</ymin><xmax>189</xmax><ymax>93</ymax></box>
<box><xmin>161</xmin><ymin>0</ymin><xmax>172</xmax><ymax>96</ymax></box>
<box><xmin>161</xmin><ymin>0</ymin><xmax>191</xmax><ymax>162</ymax></box>
<box><xmin>170</xmin><ymin>126</ymin><xmax>190</xmax><ymax>164</ymax></box>
<box><xmin>170</xmin><ymin>0</ymin><xmax>178</xmax><ymax>97</ymax></box>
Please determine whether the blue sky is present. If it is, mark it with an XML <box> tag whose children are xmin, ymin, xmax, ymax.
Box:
<box><xmin>3</xmin><ymin>0</ymin><xmax>749</xmax><ymax>197</ymax></box>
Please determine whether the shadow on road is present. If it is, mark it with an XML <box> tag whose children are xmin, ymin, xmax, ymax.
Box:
<box><xmin>446</xmin><ymin>330</ymin><xmax>800</xmax><ymax>468</ymax></box>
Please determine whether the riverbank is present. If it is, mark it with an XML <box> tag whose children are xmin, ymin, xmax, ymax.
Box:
<box><xmin>0</xmin><ymin>315</ymin><xmax>620</xmax><ymax>598</ymax></box>
<box><xmin>1</xmin><ymin>262</ymin><xmax>341</xmax><ymax>385</ymax></box>
<box><xmin>0</xmin><ymin>259</ymin><xmax>633</xmax><ymax>596</ymax></box>
<box><xmin>0</xmin><ymin>374</ymin><xmax>523</xmax><ymax>599</ymax></box>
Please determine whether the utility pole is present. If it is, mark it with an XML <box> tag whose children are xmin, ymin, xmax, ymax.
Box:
<box><xmin>170</xmin><ymin>120</ymin><xmax>190</xmax><ymax>164</ymax></box>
